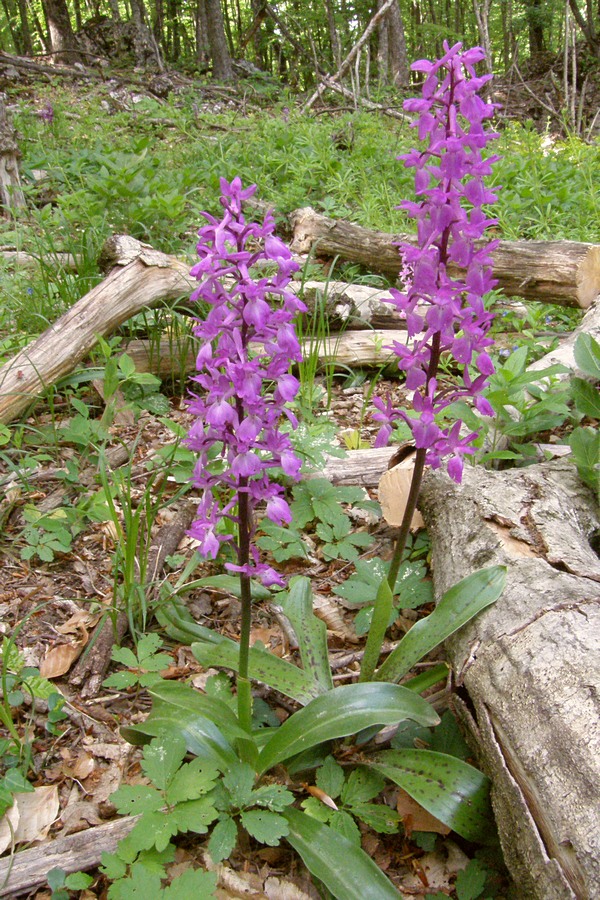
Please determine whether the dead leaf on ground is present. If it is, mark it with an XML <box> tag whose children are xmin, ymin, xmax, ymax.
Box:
<box><xmin>0</xmin><ymin>786</ymin><xmax>60</xmax><ymax>851</ymax></box>
<box><xmin>0</xmin><ymin>800</ymin><xmax>20</xmax><ymax>855</ymax></box>
<box><xmin>378</xmin><ymin>454</ymin><xmax>425</xmax><ymax>530</ymax></box>
<box><xmin>40</xmin><ymin>639</ymin><xmax>86</xmax><ymax>678</ymax></box>
<box><xmin>55</xmin><ymin>609</ymin><xmax>100</xmax><ymax>635</ymax></box>
<box><xmin>312</xmin><ymin>592</ymin><xmax>351</xmax><ymax>637</ymax></box>
<box><xmin>396</xmin><ymin>788</ymin><xmax>451</xmax><ymax>835</ymax></box>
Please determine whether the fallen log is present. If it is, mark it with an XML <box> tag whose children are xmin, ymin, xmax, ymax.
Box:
<box><xmin>528</xmin><ymin>296</ymin><xmax>600</xmax><ymax>376</ymax></box>
<box><xmin>290</xmin><ymin>206</ymin><xmax>600</xmax><ymax>309</ymax></box>
<box><xmin>0</xmin><ymin>814</ymin><xmax>138</xmax><ymax>897</ymax></box>
<box><xmin>418</xmin><ymin>461</ymin><xmax>600</xmax><ymax>900</ymax></box>
<box><xmin>1</xmin><ymin>230</ymin><xmax>596</xmax><ymax>426</ymax></box>
<box><xmin>0</xmin><ymin>235</ymin><xmax>194</xmax><ymax>425</ymax></box>
<box><xmin>122</xmin><ymin>328</ymin><xmax>410</xmax><ymax>378</ymax></box>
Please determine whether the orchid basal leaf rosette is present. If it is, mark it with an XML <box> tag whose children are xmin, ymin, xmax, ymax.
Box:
<box><xmin>185</xmin><ymin>177</ymin><xmax>306</xmax><ymax>586</ymax></box>
<box><xmin>374</xmin><ymin>42</ymin><xmax>500</xmax><ymax>483</ymax></box>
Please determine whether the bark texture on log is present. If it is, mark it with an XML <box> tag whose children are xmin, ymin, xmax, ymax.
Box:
<box><xmin>0</xmin><ymin>236</ymin><xmax>194</xmax><ymax>424</ymax></box>
<box><xmin>528</xmin><ymin>297</ymin><xmax>600</xmax><ymax>376</ymax></box>
<box><xmin>290</xmin><ymin>207</ymin><xmax>600</xmax><ymax>309</ymax></box>
<box><xmin>0</xmin><ymin>815</ymin><xmax>138</xmax><ymax>897</ymax></box>
<box><xmin>419</xmin><ymin>461</ymin><xmax>600</xmax><ymax>900</ymax></box>
<box><xmin>122</xmin><ymin>328</ymin><xmax>410</xmax><ymax>378</ymax></box>
<box><xmin>0</xmin><ymin>93</ymin><xmax>25</xmax><ymax>214</ymax></box>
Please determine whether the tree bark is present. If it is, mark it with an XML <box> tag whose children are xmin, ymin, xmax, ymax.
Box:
<box><xmin>204</xmin><ymin>0</ymin><xmax>234</xmax><ymax>81</ymax></box>
<box><xmin>121</xmin><ymin>327</ymin><xmax>411</xmax><ymax>378</ymax></box>
<box><xmin>42</xmin><ymin>0</ymin><xmax>82</xmax><ymax>63</ymax></box>
<box><xmin>0</xmin><ymin>93</ymin><xmax>25</xmax><ymax>215</ymax></box>
<box><xmin>290</xmin><ymin>206</ymin><xmax>600</xmax><ymax>309</ymax></box>
<box><xmin>386</xmin><ymin>0</ymin><xmax>409</xmax><ymax>87</ymax></box>
<box><xmin>419</xmin><ymin>461</ymin><xmax>600</xmax><ymax>900</ymax></box>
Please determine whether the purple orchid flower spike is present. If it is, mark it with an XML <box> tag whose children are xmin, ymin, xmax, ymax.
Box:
<box><xmin>373</xmin><ymin>42</ymin><xmax>500</xmax><ymax>590</ymax></box>
<box><xmin>186</xmin><ymin>176</ymin><xmax>305</xmax><ymax>588</ymax></box>
<box><xmin>186</xmin><ymin>177</ymin><xmax>305</xmax><ymax>732</ymax></box>
<box><xmin>375</xmin><ymin>41</ymin><xmax>500</xmax><ymax>485</ymax></box>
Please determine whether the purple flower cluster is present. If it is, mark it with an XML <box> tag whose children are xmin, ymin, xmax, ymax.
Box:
<box><xmin>37</xmin><ymin>101</ymin><xmax>54</xmax><ymax>124</ymax></box>
<box><xmin>186</xmin><ymin>177</ymin><xmax>306</xmax><ymax>586</ymax></box>
<box><xmin>373</xmin><ymin>42</ymin><xmax>500</xmax><ymax>482</ymax></box>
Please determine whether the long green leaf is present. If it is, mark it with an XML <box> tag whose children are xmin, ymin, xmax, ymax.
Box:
<box><xmin>284</xmin><ymin>808</ymin><xmax>401</xmax><ymax>899</ymax></box>
<box><xmin>156</xmin><ymin>599</ymin><xmax>224</xmax><ymax>646</ymax></box>
<box><xmin>191</xmin><ymin>639</ymin><xmax>320</xmax><ymax>706</ymax></box>
<box><xmin>359</xmin><ymin>577</ymin><xmax>393</xmax><ymax>682</ymax></box>
<box><xmin>148</xmin><ymin>681</ymin><xmax>248</xmax><ymax>743</ymax></box>
<box><xmin>257</xmin><ymin>683</ymin><xmax>438</xmax><ymax>775</ymax></box>
<box><xmin>574</xmin><ymin>333</ymin><xmax>600</xmax><ymax>379</ymax></box>
<box><xmin>375</xmin><ymin>566</ymin><xmax>506</xmax><ymax>683</ymax></box>
<box><xmin>279</xmin><ymin>577</ymin><xmax>333</xmax><ymax>693</ymax></box>
<box><xmin>121</xmin><ymin>713</ymin><xmax>237</xmax><ymax>771</ymax></box>
<box><xmin>368</xmin><ymin>749</ymin><xmax>492</xmax><ymax>843</ymax></box>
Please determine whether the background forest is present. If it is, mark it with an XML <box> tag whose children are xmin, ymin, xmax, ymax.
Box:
<box><xmin>1</xmin><ymin>0</ymin><xmax>600</xmax><ymax>91</ymax></box>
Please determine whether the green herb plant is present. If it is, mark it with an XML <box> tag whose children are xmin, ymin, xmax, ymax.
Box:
<box><xmin>567</xmin><ymin>334</ymin><xmax>600</xmax><ymax>489</ymax></box>
<box><xmin>332</xmin><ymin>531</ymin><xmax>432</xmax><ymax>636</ymax></box>
<box><xmin>103</xmin><ymin>633</ymin><xmax>173</xmax><ymax>693</ymax></box>
<box><xmin>19</xmin><ymin>504</ymin><xmax>83</xmax><ymax>563</ymax></box>
<box><xmin>0</xmin><ymin>635</ymin><xmax>67</xmax><ymax>802</ymax></box>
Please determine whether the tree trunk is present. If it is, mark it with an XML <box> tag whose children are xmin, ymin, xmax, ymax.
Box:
<box><xmin>419</xmin><ymin>461</ymin><xmax>600</xmax><ymax>900</ymax></box>
<box><xmin>196</xmin><ymin>0</ymin><xmax>210</xmax><ymax>65</ymax></box>
<box><xmin>526</xmin><ymin>0</ymin><xmax>546</xmax><ymax>56</ymax></box>
<box><xmin>302</xmin><ymin>0</ymin><xmax>397</xmax><ymax>112</ymax></box>
<box><xmin>472</xmin><ymin>0</ymin><xmax>493</xmax><ymax>74</ymax></box>
<box><xmin>16</xmin><ymin>0</ymin><xmax>33</xmax><ymax>56</ymax></box>
<box><xmin>290</xmin><ymin>207</ymin><xmax>600</xmax><ymax>309</ymax></box>
<box><xmin>377</xmin><ymin>0</ymin><xmax>389</xmax><ymax>83</ymax></box>
<box><xmin>203</xmin><ymin>0</ymin><xmax>234</xmax><ymax>81</ymax></box>
<box><xmin>42</xmin><ymin>0</ymin><xmax>82</xmax><ymax>63</ymax></box>
<box><xmin>567</xmin><ymin>0</ymin><xmax>600</xmax><ymax>57</ymax></box>
<box><xmin>387</xmin><ymin>0</ymin><xmax>409</xmax><ymax>87</ymax></box>
<box><xmin>0</xmin><ymin>93</ymin><xmax>26</xmax><ymax>215</ymax></box>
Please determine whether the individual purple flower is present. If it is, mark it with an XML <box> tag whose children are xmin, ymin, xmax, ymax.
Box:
<box><xmin>186</xmin><ymin>176</ymin><xmax>306</xmax><ymax>586</ymax></box>
<box><xmin>374</xmin><ymin>42</ymin><xmax>499</xmax><ymax>483</ymax></box>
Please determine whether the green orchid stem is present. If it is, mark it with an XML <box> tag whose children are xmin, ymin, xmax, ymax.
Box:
<box><xmin>387</xmin><ymin>313</ymin><xmax>444</xmax><ymax>593</ymax></box>
<box><xmin>386</xmin><ymin>446</ymin><xmax>427</xmax><ymax>592</ymax></box>
<box><xmin>236</xmin><ymin>480</ymin><xmax>253</xmax><ymax>736</ymax></box>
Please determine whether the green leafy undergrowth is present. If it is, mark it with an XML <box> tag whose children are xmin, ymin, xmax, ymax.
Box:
<box><xmin>103</xmin><ymin>634</ymin><xmax>173</xmax><ymax>692</ymax></box>
<box><xmin>333</xmin><ymin>531</ymin><xmax>432</xmax><ymax>635</ymax></box>
<box><xmin>568</xmin><ymin>334</ymin><xmax>600</xmax><ymax>488</ymax></box>
<box><xmin>301</xmin><ymin>756</ymin><xmax>400</xmax><ymax>844</ymax></box>
<box><xmin>287</xmin><ymin>477</ymin><xmax>378</xmax><ymax>561</ymax></box>
<box><xmin>101</xmin><ymin>733</ymin><xmax>219</xmax><ymax>898</ymax></box>
<box><xmin>0</xmin><ymin>637</ymin><xmax>67</xmax><ymax>805</ymax></box>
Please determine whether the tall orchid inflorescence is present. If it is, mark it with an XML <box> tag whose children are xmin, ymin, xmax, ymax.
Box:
<box><xmin>373</xmin><ymin>43</ymin><xmax>500</xmax><ymax>590</ymax></box>
<box><xmin>186</xmin><ymin>177</ymin><xmax>305</xmax><ymax>731</ymax></box>
<box><xmin>186</xmin><ymin>176</ymin><xmax>305</xmax><ymax>587</ymax></box>
<box><xmin>374</xmin><ymin>42</ymin><xmax>499</xmax><ymax>485</ymax></box>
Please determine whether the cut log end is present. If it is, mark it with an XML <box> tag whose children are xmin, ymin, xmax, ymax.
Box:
<box><xmin>578</xmin><ymin>244</ymin><xmax>600</xmax><ymax>308</ymax></box>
